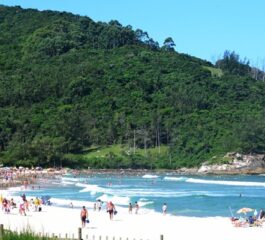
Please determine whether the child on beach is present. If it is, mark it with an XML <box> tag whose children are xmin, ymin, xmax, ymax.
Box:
<box><xmin>2</xmin><ymin>198</ymin><xmax>10</xmax><ymax>213</ymax></box>
<box><xmin>134</xmin><ymin>201</ymin><xmax>139</xmax><ymax>214</ymax></box>
<box><xmin>34</xmin><ymin>197</ymin><xmax>40</xmax><ymax>211</ymax></box>
<box><xmin>97</xmin><ymin>199</ymin><xmax>102</xmax><ymax>211</ymax></box>
<box><xmin>19</xmin><ymin>199</ymin><xmax>26</xmax><ymax>216</ymax></box>
<box><xmin>21</xmin><ymin>193</ymin><xmax>26</xmax><ymax>201</ymax></box>
<box><xmin>162</xmin><ymin>203</ymin><xmax>167</xmax><ymax>215</ymax></box>
<box><xmin>30</xmin><ymin>199</ymin><xmax>35</xmax><ymax>211</ymax></box>
<box><xmin>10</xmin><ymin>198</ymin><xmax>16</xmax><ymax>209</ymax></box>
<box><xmin>129</xmin><ymin>203</ymin><xmax>133</xmax><ymax>214</ymax></box>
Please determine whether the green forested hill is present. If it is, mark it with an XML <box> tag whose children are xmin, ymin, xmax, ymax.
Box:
<box><xmin>1</xmin><ymin>5</ymin><xmax>265</xmax><ymax>169</ymax></box>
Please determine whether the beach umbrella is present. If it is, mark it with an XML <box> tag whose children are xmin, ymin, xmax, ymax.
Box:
<box><xmin>237</xmin><ymin>207</ymin><xmax>254</xmax><ymax>214</ymax></box>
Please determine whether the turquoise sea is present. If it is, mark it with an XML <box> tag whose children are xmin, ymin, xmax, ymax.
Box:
<box><xmin>9</xmin><ymin>173</ymin><xmax>265</xmax><ymax>217</ymax></box>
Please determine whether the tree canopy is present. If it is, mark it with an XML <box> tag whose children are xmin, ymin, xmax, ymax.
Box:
<box><xmin>0</xmin><ymin>5</ymin><xmax>265</xmax><ymax>169</ymax></box>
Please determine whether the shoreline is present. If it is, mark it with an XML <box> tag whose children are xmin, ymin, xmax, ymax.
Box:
<box><xmin>3</xmin><ymin>151</ymin><xmax>265</xmax><ymax>177</ymax></box>
<box><xmin>3</xmin><ymin>171</ymin><xmax>265</xmax><ymax>219</ymax></box>
<box><xmin>0</xmin><ymin>200</ymin><xmax>264</xmax><ymax>240</ymax></box>
<box><xmin>2</xmin><ymin>166</ymin><xmax>265</xmax><ymax>185</ymax></box>
<box><xmin>1</xmin><ymin>174</ymin><xmax>265</xmax><ymax>240</ymax></box>
<box><xmin>65</xmin><ymin>168</ymin><xmax>265</xmax><ymax>176</ymax></box>
<box><xmin>0</xmin><ymin>167</ymin><xmax>66</xmax><ymax>190</ymax></box>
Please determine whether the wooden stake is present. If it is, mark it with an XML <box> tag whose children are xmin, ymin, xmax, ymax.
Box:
<box><xmin>0</xmin><ymin>224</ymin><xmax>4</xmax><ymax>240</ymax></box>
<box><xmin>78</xmin><ymin>228</ymin><xmax>82</xmax><ymax>240</ymax></box>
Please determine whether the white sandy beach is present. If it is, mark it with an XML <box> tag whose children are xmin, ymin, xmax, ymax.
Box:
<box><xmin>0</xmin><ymin>192</ymin><xmax>264</xmax><ymax>240</ymax></box>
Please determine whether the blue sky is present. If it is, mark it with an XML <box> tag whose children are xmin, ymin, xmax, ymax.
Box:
<box><xmin>1</xmin><ymin>0</ymin><xmax>265</xmax><ymax>66</ymax></box>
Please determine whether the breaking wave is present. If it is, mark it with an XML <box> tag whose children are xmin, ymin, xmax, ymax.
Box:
<box><xmin>163</xmin><ymin>176</ymin><xmax>265</xmax><ymax>187</ymax></box>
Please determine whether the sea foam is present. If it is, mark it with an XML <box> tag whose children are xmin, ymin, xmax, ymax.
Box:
<box><xmin>77</xmin><ymin>183</ymin><xmax>104</xmax><ymax>195</ymax></box>
<box><xmin>186</xmin><ymin>178</ymin><xmax>265</xmax><ymax>187</ymax></box>
<box><xmin>163</xmin><ymin>176</ymin><xmax>187</xmax><ymax>181</ymax></box>
<box><xmin>97</xmin><ymin>194</ymin><xmax>130</xmax><ymax>205</ymax></box>
<box><xmin>142</xmin><ymin>174</ymin><xmax>159</xmax><ymax>179</ymax></box>
<box><xmin>163</xmin><ymin>176</ymin><xmax>265</xmax><ymax>187</ymax></box>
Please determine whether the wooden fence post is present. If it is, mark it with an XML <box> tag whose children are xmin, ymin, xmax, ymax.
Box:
<box><xmin>78</xmin><ymin>228</ymin><xmax>82</xmax><ymax>240</ymax></box>
<box><xmin>0</xmin><ymin>224</ymin><xmax>4</xmax><ymax>240</ymax></box>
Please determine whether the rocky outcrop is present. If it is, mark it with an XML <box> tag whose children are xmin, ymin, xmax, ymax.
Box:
<box><xmin>175</xmin><ymin>167</ymin><xmax>199</xmax><ymax>175</ymax></box>
<box><xmin>197</xmin><ymin>152</ymin><xmax>265</xmax><ymax>174</ymax></box>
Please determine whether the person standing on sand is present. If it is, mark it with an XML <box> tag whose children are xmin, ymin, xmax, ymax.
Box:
<box><xmin>259</xmin><ymin>209</ymin><xmax>265</xmax><ymax>219</ymax></box>
<box><xmin>19</xmin><ymin>199</ymin><xmax>26</xmax><ymax>216</ymax></box>
<box><xmin>96</xmin><ymin>199</ymin><xmax>102</xmax><ymax>211</ymax></box>
<box><xmin>134</xmin><ymin>201</ymin><xmax>139</xmax><ymax>214</ymax></box>
<box><xmin>107</xmin><ymin>201</ymin><xmax>115</xmax><ymax>220</ymax></box>
<box><xmin>162</xmin><ymin>203</ymin><xmax>167</xmax><ymax>215</ymax></box>
<box><xmin>80</xmin><ymin>206</ymin><xmax>88</xmax><ymax>228</ymax></box>
<box><xmin>21</xmin><ymin>193</ymin><xmax>26</xmax><ymax>201</ymax></box>
<box><xmin>129</xmin><ymin>203</ymin><xmax>133</xmax><ymax>214</ymax></box>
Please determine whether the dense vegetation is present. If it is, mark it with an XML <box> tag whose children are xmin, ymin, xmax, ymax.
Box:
<box><xmin>1</xmin><ymin>5</ymin><xmax>265</xmax><ymax>169</ymax></box>
<box><xmin>2</xmin><ymin>229</ymin><xmax>51</xmax><ymax>240</ymax></box>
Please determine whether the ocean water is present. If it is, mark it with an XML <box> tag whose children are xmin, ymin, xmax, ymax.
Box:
<box><xmin>8</xmin><ymin>173</ymin><xmax>265</xmax><ymax>217</ymax></box>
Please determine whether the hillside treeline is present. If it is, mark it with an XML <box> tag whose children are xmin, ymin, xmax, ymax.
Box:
<box><xmin>1</xmin><ymin>5</ymin><xmax>265</xmax><ymax>168</ymax></box>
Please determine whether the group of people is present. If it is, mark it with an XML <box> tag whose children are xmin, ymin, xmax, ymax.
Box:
<box><xmin>93</xmin><ymin>199</ymin><xmax>103</xmax><ymax>211</ymax></box>
<box><xmin>80</xmin><ymin>200</ymin><xmax>168</xmax><ymax>228</ymax></box>
<box><xmin>1</xmin><ymin>197</ymin><xmax>16</xmax><ymax>213</ymax></box>
<box><xmin>231</xmin><ymin>208</ymin><xmax>265</xmax><ymax>227</ymax></box>
<box><xmin>80</xmin><ymin>200</ymin><xmax>118</xmax><ymax>227</ymax></box>
<box><xmin>0</xmin><ymin>193</ymin><xmax>43</xmax><ymax>216</ymax></box>
<box><xmin>128</xmin><ymin>201</ymin><xmax>139</xmax><ymax>214</ymax></box>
